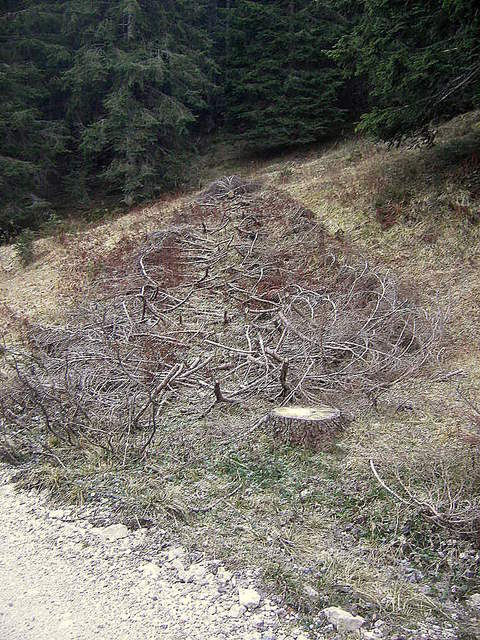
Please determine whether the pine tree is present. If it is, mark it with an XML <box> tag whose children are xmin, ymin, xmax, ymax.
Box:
<box><xmin>330</xmin><ymin>0</ymin><xmax>480</xmax><ymax>141</ymax></box>
<box><xmin>62</xmin><ymin>0</ymin><xmax>213</xmax><ymax>204</ymax></box>
<box><xmin>0</xmin><ymin>2</ymin><xmax>68</xmax><ymax>239</ymax></box>
<box><xmin>225</xmin><ymin>0</ymin><xmax>347</xmax><ymax>150</ymax></box>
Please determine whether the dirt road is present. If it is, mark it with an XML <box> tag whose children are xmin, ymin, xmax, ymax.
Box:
<box><xmin>0</xmin><ymin>471</ymin><xmax>307</xmax><ymax>640</ymax></box>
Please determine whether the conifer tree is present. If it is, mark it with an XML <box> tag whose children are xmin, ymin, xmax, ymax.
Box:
<box><xmin>3</xmin><ymin>0</ymin><xmax>480</xmax><ymax>240</ymax></box>
<box><xmin>62</xmin><ymin>0</ymin><xmax>212</xmax><ymax>203</ymax></box>
<box><xmin>225</xmin><ymin>0</ymin><xmax>347</xmax><ymax>150</ymax></box>
<box><xmin>330</xmin><ymin>0</ymin><xmax>480</xmax><ymax>141</ymax></box>
<box><xmin>1</xmin><ymin>0</ymin><xmax>214</xmax><ymax>235</ymax></box>
<box><xmin>0</xmin><ymin>2</ymin><xmax>68</xmax><ymax>238</ymax></box>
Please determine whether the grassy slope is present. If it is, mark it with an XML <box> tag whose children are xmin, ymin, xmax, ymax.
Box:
<box><xmin>191</xmin><ymin>113</ymin><xmax>480</xmax><ymax>636</ymax></box>
<box><xmin>1</xmin><ymin>113</ymin><xmax>480</xmax><ymax>639</ymax></box>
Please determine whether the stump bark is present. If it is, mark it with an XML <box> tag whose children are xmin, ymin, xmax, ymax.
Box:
<box><xmin>268</xmin><ymin>405</ymin><xmax>346</xmax><ymax>451</ymax></box>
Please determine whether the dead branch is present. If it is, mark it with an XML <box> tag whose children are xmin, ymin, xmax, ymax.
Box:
<box><xmin>0</xmin><ymin>181</ymin><xmax>444</xmax><ymax>463</ymax></box>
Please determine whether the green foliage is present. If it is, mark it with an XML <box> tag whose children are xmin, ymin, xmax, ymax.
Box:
<box><xmin>0</xmin><ymin>0</ymin><xmax>212</xmax><ymax>237</ymax></box>
<box><xmin>330</xmin><ymin>0</ymin><xmax>480</xmax><ymax>140</ymax></box>
<box><xmin>62</xmin><ymin>0</ymin><xmax>212</xmax><ymax>202</ymax></box>
<box><xmin>2</xmin><ymin>0</ymin><xmax>480</xmax><ymax>238</ymax></box>
<box><xmin>0</xmin><ymin>2</ymin><xmax>68</xmax><ymax>240</ymax></box>
<box><xmin>14</xmin><ymin>228</ymin><xmax>35</xmax><ymax>265</ymax></box>
<box><xmin>225</xmin><ymin>0</ymin><xmax>347</xmax><ymax>150</ymax></box>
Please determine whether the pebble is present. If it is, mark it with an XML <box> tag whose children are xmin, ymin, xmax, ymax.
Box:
<box><xmin>239</xmin><ymin>587</ymin><xmax>261</xmax><ymax>609</ymax></box>
<box><xmin>186</xmin><ymin>563</ymin><xmax>209</xmax><ymax>583</ymax></box>
<box><xmin>251</xmin><ymin>613</ymin><xmax>265</xmax><ymax>630</ymax></box>
<box><xmin>323</xmin><ymin>606</ymin><xmax>365</xmax><ymax>634</ymax></box>
<box><xmin>229</xmin><ymin>604</ymin><xmax>247</xmax><ymax>618</ymax></box>
<box><xmin>141</xmin><ymin>562</ymin><xmax>162</xmax><ymax>578</ymax></box>
<box><xmin>4</xmin><ymin>468</ymin><xmax>464</xmax><ymax>640</ymax></box>
<box><xmin>170</xmin><ymin>558</ymin><xmax>185</xmax><ymax>574</ymax></box>
<box><xmin>92</xmin><ymin>523</ymin><xmax>129</xmax><ymax>542</ymax></box>
<box><xmin>468</xmin><ymin>593</ymin><xmax>480</xmax><ymax>609</ymax></box>
<box><xmin>218</xmin><ymin>566</ymin><xmax>233</xmax><ymax>583</ymax></box>
<box><xmin>3</xmin><ymin>469</ymin><xmax>316</xmax><ymax>639</ymax></box>
<box><xmin>167</xmin><ymin>546</ymin><xmax>185</xmax><ymax>561</ymax></box>
<box><xmin>48</xmin><ymin>509</ymin><xmax>66</xmax><ymax>519</ymax></box>
<box><xmin>303</xmin><ymin>585</ymin><xmax>319</xmax><ymax>598</ymax></box>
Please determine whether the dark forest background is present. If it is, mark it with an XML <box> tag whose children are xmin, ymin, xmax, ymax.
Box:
<box><xmin>1</xmin><ymin>0</ymin><xmax>479</xmax><ymax>239</ymax></box>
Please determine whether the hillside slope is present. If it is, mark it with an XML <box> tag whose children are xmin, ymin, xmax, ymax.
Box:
<box><xmin>1</xmin><ymin>113</ymin><xmax>480</xmax><ymax>640</ymax></box>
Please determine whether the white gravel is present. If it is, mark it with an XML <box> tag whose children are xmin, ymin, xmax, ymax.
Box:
<box><xmin>0</xmin><ymin>471</ymin><xmax>310</xmax><ymax>640</ymax></box>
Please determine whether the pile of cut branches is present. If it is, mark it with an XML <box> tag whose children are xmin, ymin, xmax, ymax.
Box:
<box><xmin>0</xmin><ymin>179</ymin><xmax>444</xmax><ymax>463</ymax></box>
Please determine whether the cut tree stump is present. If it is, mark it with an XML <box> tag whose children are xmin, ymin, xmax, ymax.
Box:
<box><xmin>268</xmin><ymin>405</ymin><xmax>346</xmax><ymax>451</ymax></box>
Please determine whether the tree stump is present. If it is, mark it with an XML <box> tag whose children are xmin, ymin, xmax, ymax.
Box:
<box><xmin>268</xmin><ymin>405</ymin><xmax>346</xmax><ymax>451</ymax></box>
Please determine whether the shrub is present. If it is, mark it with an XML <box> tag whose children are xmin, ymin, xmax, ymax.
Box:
<box><xmin>13</xmin><ymin>229</ymin><xmax>35</xmax><ymax>266</ymax></box>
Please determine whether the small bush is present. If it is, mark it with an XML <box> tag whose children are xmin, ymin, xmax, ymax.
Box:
<box><xmin>14</xmin><ymin>229</ymin><xmax>35</xmax><ymax>266</ymax></box>
<box><xmin>40</xmin><ymin>211</ymin><xmax>61</xmax><ymax>235</ymax></box>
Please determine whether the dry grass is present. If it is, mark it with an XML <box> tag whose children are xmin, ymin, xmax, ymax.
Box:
<box><xmin>2</xmin><ymin>113</ymin><xmax>480</xmax><ymax>638</ymax></box>
<box><xmin>270</xmin><ymin>114</ymin><xmax>480</xmax><ymax>341</ymax></box>
<box><xmin>0</xmin><ymin>193</ymin><xmax>189</xmax><ymax>335</ymax></box>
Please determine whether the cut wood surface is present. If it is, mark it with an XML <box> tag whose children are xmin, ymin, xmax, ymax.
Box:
<box><xmin>268</xmin><ymin>405</ymin><xmax>346</xmax><ymax>451</ymax></box>
<box><xmin>270</xmin><ymin>406</ymin><xmax>341</xmax><ymax>421</ymax></box>
<box><xmin>0</xmin><ymin>181</ymin><xmax>440</xmax><ymax>464</ymax></box>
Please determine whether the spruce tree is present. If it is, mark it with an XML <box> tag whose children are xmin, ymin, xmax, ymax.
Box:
<box><xmin>0</xmin><ymin>2</ymin><xmax>68</xmax><ymax>239</ymax></box>
<box><xmin>330</xmin><ymin>0</ymin><xmax>480</xmax><ymax>141</ymax></box>
<box><xmin>225</xmin><ymin>0</ymin><xmax>347</xmax><ymax>150</ymax></box>
<box><xmin>62</xmin><ymin>0</ymin><xmax>212</xmax><ymax>204</ymax></box>
<box><xmin>1</xmin><ymin>0</ymin><xmax>214</xmax><ymax>236</ymax></box>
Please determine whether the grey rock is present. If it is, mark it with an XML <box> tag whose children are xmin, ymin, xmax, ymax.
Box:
<box><xmin>228</xmin><ymin>604</ymin><xmax>246</xmax><ymax>618</ymax></box>
<box><xmin>239</xmin><ymin>587</ymin><xmax>261</xmax><ymax>609</ymax></box>
<box><xmin>217</xmin><ymin>566</ymin><xmax>233</xmax><ymax>584</ymax></box>
<box><xmin>0</xmin><ymin>484</ymin><xmax>14</xmax><ymax>497</ymax></box>
<box><xmin>170</xmin><ymin>558</ymin><xmax>185</xmax><ymax>574</ymax></box>
<box><xmin>303</xmin><ymin>585</ymin><xmax>319</xmax><ymax>598</ymax></box>
<box><xmin>468</xmin><ymin>593</ymin><xmax>480</xmax><ymax>609</ymax></box>
<box><xmin>186</xmin><ymin>563</ymin><xmax>209</xmax><ymax>583</ymax></box>
<box><xmin>141</xmin><ymin>562</ymin><xmax>161</xmax><ymax>578</ymax></box>
<box><xmin>167</xmin><ymin>546</ymin><xmax>185</xmax><ymax>561</ymax></box>
<box><xmin>251</xmin><ymin>613</ymin><xmax>265</xmax><ymax>630</ymax></box>
<box><xmin>323</xmin><ymin>606</ymin><xmax>365</xmax><ymax>634</ymax></box>
<box><xmin>93</xmin><ymin>523</ymin><xmax>129</xmax><ymax>542</ymax></box>
<box><xmin>48</xmin><ymin>509</ymin><xmax>66</xmax><ymax>519</ymax></box>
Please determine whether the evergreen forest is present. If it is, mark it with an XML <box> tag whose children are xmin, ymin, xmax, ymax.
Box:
<box><xmin>1</xmin><ymin>0</ymin><xmax>479</xmax><ymax>239</ymax></box>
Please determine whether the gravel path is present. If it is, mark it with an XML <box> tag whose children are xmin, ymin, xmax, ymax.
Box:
<box><xmin>0</xmin><ymin>471</ymin><xmax>310</xmax><ymax>640</ymax></box>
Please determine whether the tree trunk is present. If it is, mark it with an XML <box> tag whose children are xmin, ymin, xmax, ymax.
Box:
<box><xmin>267</xmin><ymin>405</ymin><xmax>347</xmax><ymax>451</ymax></box>
<box><xmin>126</xmin><ymin>10</ymin><xmax>135</xmax><ymax>41</ymax></box>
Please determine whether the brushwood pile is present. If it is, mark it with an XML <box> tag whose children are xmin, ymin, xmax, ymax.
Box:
<box><xmin>0</xmin><ymin>178</ymin><xmax>443</xmax><ymax>462</ymax></box>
